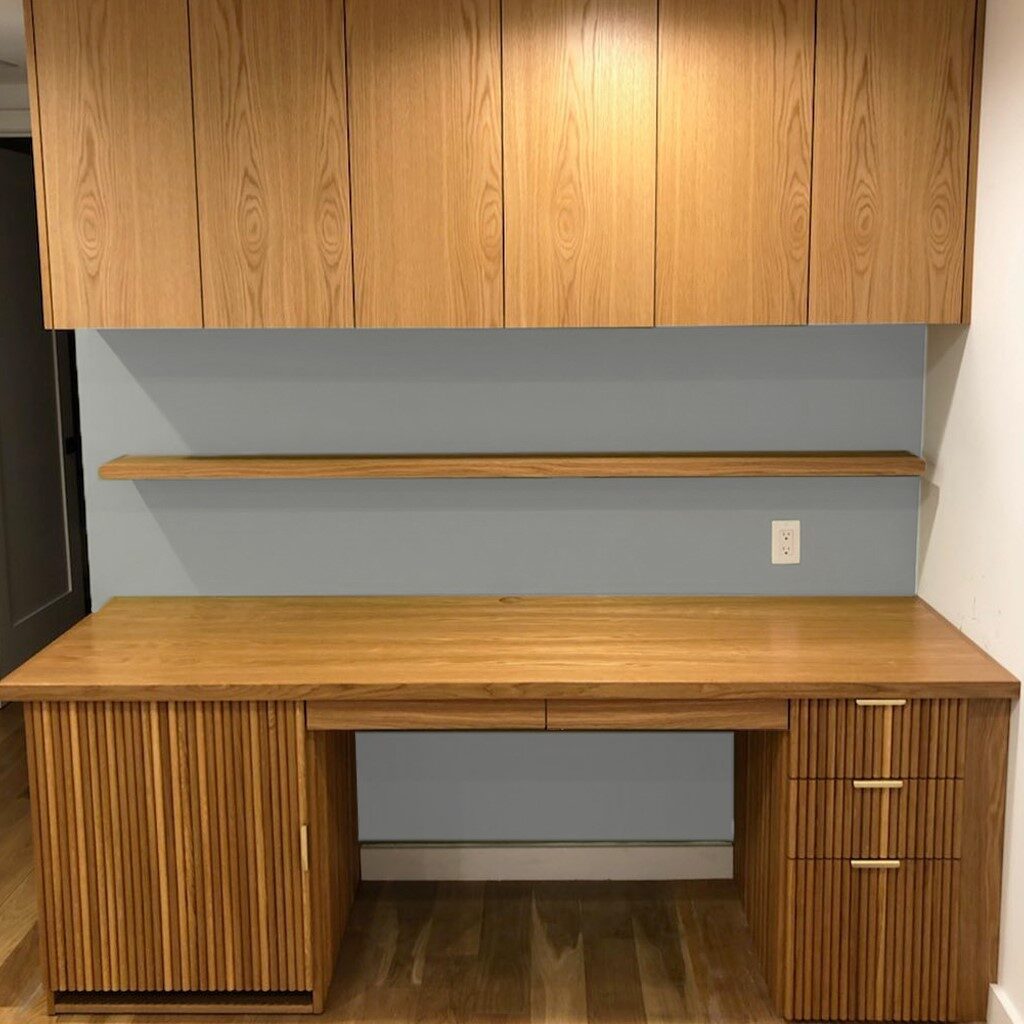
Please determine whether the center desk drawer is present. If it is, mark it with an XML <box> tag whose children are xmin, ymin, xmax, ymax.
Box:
<box><xmin>790</xmin><ymin>699</ymin><xmax>968</xmax><ymax>779</ymax></box>
<box><xmin>307</xmin><ymin>700</ymin><xmax>545</xmax><ymax>730</ymax></box>
<box><xmin>787</xmin><ymin>778</ymin><xmax>963</xmax><ymax>860</ymax></box>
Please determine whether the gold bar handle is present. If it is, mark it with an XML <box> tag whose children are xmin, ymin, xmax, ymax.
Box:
<box><xmin>853</xmin><ymin>779</ymin><xmax>904</xmax><ymax>790</ymax></box>
<box><xmin>300</xmin><ymin>824</ymin><xmax>309</xmax><ymax>873</ymax></box>
<box><xmin>851</xmin><ymin>859</ymin><xmax>901</xmax><ymax>869</ymax></box>
<box><xmin>855</xmin><ymin>699</ymin><xmax>908</xmax><ymax>707</ymax></box>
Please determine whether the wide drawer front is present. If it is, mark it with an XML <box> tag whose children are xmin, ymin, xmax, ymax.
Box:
<box><xmin>787</xmin><ymin>779</ymin><xmax>963</xmax><ymax>859</ymax></box>
<box><xmin>789</xmin><ymin>699</ymin><xmax>968</xmax><ymax>779</ymax></box>
<box><xmin>787</xmin><ymin>859</ymin><xmax>960</xmax><ymax>1022</ymax></box>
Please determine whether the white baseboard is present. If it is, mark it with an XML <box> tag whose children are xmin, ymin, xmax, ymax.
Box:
<box><xmin>990</xmin><ymin>986</ymin><xmax>1024</xmax><ymax>1024</ymax></box>
<box><xmin>361</xmin><ymin>842</ymin><xmax>733</xmax><ymax>881</ymax></box>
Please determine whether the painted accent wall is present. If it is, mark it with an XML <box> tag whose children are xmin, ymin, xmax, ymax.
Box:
<box><xmin>917</xmin><ymin>0</ymin><xmax>1024</xmax><ymax>1020</ymax></box>
<box><xmin>76</xmin><ymin>325</ymin><xmax>924</xmax><ymax>841</ymax></box>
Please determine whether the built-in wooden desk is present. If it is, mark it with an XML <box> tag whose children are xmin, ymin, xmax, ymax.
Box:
<box><xmin>1</xmin><ymin>596</ymin><xmax>1016</xmax><ymax>1021</ymax></box>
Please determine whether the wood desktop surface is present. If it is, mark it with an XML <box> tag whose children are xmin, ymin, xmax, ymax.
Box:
<box><xmin>0</xmin><ymin>595</ymin><xmax>1015</xmax><ymax>702</ymax></box>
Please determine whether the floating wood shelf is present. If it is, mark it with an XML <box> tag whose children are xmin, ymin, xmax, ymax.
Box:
<box><xmin>98</xmin><ymin>451</ymin><xmax>926</xmax><ymax>480</ymax></box>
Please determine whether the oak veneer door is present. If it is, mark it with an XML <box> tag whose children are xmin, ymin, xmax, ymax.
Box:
<box><xmin>25</xmin><ymin>0</ymin><xmax>202</xmax><ymax>328</ymax></box>
<box><xmin>809</xmin><ymin>0</ymin><xmax>978</xmax><ymax>324</ymax></box>
<box><xmin>656</xmin><ymin>0</ymin><xmax>813</xmax><ymax>325</ymax></box>
<box><xmin>346</xmin><ymin>0</ymin><xmax>503</xmax><ymax>327</ymax></box>
<box><xmin>25</xmin><ymin>702</ymin><xmax>312</xmax><ymax>998</ymax></box>
<box><xmin>189</xmin><ymin>0</ymin><xmax>355</xmax><ymax>328</ymax></box>
<box><xmin>503</xmin><ymin>0</ymin><xmax>657</xmax><ymax>327</ymax></box>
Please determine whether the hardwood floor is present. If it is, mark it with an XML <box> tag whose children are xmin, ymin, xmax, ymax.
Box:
<box><xmin>0</xmin><ymin>703</ymin><xmax>778</xmax><ymax>1023</ymax></box>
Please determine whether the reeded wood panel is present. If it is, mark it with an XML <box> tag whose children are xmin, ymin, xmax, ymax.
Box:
<box><xmin>346</xmin><ymin>0</ymin><xmax>503</xmax><ymax>327</ymax></box>
<box><xmin>787</xmin><ymin>860</ymin><xmax>960</xmax><ymax>1021</ymax></box>
<box><xmin>810</xmin><ymin>0</ymin><xmax>978</xmax><ymax>324</ymax></box>
<box><xmin>787</xmin><ymin>779</ymin><xmax>963</xmax><ymax>859</ymax></box>
<box><xmin>25</xmin><ymin>702</ymin><xmax>309</xmax><ymax>996</ymax></box>
<box><xmin>27</xmin><ymin>0</ymin><xmax>202</xmax><ymax>327</ymax></box>
<box><xmin>503</xmin><ymin>0</ymin><xmax>657</xmax><ymax>326</ymax></box>
<box><xmin>789</xmin><ymin>699</ymin><xmax>968</xmax><ymax>779</ymax></box>
<box><xmin>656</xmin><ymin>0</ymin><xmax>813</xmax><ymax>325</ymax></box>
<box><xmin>189</xmin><ymin>0</ymin><xmax>354</xmax><ymax>328</ymax></box>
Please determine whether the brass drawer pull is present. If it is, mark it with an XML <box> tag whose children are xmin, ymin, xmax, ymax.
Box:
<box><xmin>855</xmin><ymin>699</ymin><xmax>907</xmax><ymax>707</ymax></box>
<box><xmin>851</xmin><ymin>859</ymin><xmax>901</xmax><ymax>869</ymax></box>
<box><xmin>852</xmin><ymin>779</ymin><xmax>904</xmax><ymax>790</ymax></box>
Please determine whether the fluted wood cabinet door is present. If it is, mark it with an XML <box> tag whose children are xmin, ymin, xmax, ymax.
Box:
<box><xmin>656</xmin><ymin>0</ymin><xmax>813</xmax><ymax>326</ymax></box>
<box><xmin>346</xmin><ymin>0</ymin><xmax>503</xmax><ymax>327</ymax></box>
<box><xmin>189</xmin><ymin>0</ymin><xmax>355</xmax><ymax>327</ymax></box>
<box><xmin>25</xmin><ymin>0</ymin><xmax>202</xmax><ymax>328</ymax></box>
<box><xmin>503</xmin><ymin>0</ymin><xmax>658</xmax><ymax>327</ymax></box>
<box><xmin>809</xmin><ymin>0</ymin><xmax>979</xmax><ymax>324</ymax></box>
<box><xmin>25</xmin><ymin>702</ymin><xmax>312</xmax><ymax>998</ymax></box>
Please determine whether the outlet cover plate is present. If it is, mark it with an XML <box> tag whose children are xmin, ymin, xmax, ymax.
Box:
<box><xmin>772</xmin><ymin>520</ymin><xmax>801</xmax><ymax>565</ymax></box>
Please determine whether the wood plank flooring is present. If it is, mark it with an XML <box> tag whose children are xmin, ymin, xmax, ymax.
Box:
<box><xmin>0</xmin><ymin>703</ymin><xmax>778</xmax><ymax>1023</ymax></box>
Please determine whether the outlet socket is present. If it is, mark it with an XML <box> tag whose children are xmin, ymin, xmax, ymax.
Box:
<box><xmin>772</xmin><ymin>520</ymin><xmax>801</xmax><ymax>565</ymax></box>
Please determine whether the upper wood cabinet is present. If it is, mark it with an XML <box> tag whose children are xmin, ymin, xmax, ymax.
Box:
<box><xmin>345</xmin><ymin>0</ymin><xmax>503</xmax><ymax>328</ymax></box>
<box><xmin>503</xmin><ymin>0</ymin><xmax>658</xmax><ymax>327</ymax></box>
<box><xmin>189</xmin><ymin>0</ymin><xmax>354</xmax><ymax>328</ymax></box>
<box><xmin>656</xmin><ymin>0</ymin><xmax>814</xmax><ymax>326</ymax></box>
<box><xmin>25</xmin><ymin>0</ymin><xmax>202</xmax><ymax>328</ymax></box>
<box><xmin>22</xmin><ymin>0</ymin><xmax>984</xmax><ymax>329</ymax></box>
<box><xmin>809</xmin><ymin>0</ymin><xmax>979</xmax><ymax>324</ymax></box>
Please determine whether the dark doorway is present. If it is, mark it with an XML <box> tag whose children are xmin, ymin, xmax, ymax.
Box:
<box><xmin>0</xmin><ymin>140</ymin><xmax>89</xmax><ymax>677</ymax></box>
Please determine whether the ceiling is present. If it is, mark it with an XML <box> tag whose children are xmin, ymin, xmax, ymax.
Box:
<box><xmin>0</xmin><ymin>0</ymin><xmax>26</xmax><ymax>85</ymax></box>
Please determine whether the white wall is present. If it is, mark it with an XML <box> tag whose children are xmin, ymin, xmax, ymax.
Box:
<box><xmin>917</xmin><ymin>0</ymin><xmax>1024</xmax><ymax>1020</ymax></box>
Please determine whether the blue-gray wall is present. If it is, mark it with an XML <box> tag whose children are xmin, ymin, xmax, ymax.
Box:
<box><xmin>76</xmin><ymin>325</ymin><xmax>924</xmax><ymax>841</ymax></box>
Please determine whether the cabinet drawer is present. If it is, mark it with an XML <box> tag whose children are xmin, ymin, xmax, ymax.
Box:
<box><xmin>789</xmin><ymin>699</ymin><xmax>968</xmax><ymax>779</ymax></box>
<box><xmin>787</xmin><ymin>859</ymin><xmax>959</xmax><ymax>1021</ymax></box>
<box><xmin>787</xmin><ymin>779</ymin><xmax>963</xmax><ymax>859</ymax></box>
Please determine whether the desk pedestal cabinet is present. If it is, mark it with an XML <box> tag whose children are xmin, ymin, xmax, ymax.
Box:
<box><xmin>23</xmin><ymin>702</ymin><xmax>358</xmax><ymax>1015</ymax></box>
<box><xmin>21</xmin><ymin>696</ymin><xmax>1009</xmax><ymax>1020</ymax></box>
<box><xmin>736</xmin><ymin>698</ymin><xmax>1009</xmax><ymax>1022</ymax></box>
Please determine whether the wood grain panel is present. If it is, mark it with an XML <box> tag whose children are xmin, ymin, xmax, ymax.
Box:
<box><xmin>308</xmin><ymin>700</ymin><xmax>545</xmax><ymax>731</ymax></box>
<box><xmin>734</xmin><ymin>730</ymin><xmax>791</xmax><ymax>1011</ymax></box>
<box><xmin>24</xmin><ymin>702</ymin><xmax>313</xmax><ymax>1004</ymax></box>
<box><xmin>656</xmin><ymin>0</ymin><xmax>813</xmax><ymax>325</ymax></box>
<box><xmin>786</xmin><ymin>779</ymin><xmax>963</xmax><ymax>859</ymax></box>
<box><xmin>306</xmin><ymin>730</ymin><xmax>359</xmax><ymax>1013</ymax></box>
<box><xmin>27</xmin><ymin>0</ymin><xmax>202</xmax><ymax>327</ymax></box>
<box><xmin>21</xmin><ymin>0</ymin><xmax>53</xmax><ymax>327</ymax></box>
<box><xmin>97</xmin><ymin>450</ymin><xmax>928</xmax><ymax>480</ymax></box>
<box><xmin>957</xmin><ymin>699</ymin><xmax>1010</xmax><ymax>1021</ymax></box>
<box><xmin>959</xmin><ymin>0</ymin><xmax>987</xmax><ymax>324</ymax></box>
<box><xmin>189</xmin><ymin>0</ymin><xmax>354</xmax><ymax>327</ymax></box>
<box><xmin>787</xmin><ymin>860</ymin><xmax>960</xmax><ymax>1021</ymax></box>
<box><xmin>346</xmin><ymin>0</ymin><xmax>503</xmax><ymax>327</ymax></box>
<box><xmin>547</xmin><ymin>699</ymin><xmax>788</xmax><ymax>730</ymax></box>
<box><xmin>788</xmin><ymin>699</ymin><xmax>969</xmax><ymax>779</ymax></box>
<box><xmin>810</xmin><ymin>0</ymin><xmax>978</xmax><ymax>324</ymax></box>
<box><xmin>2</xmin><ymin>597</ymin><xmax>1015</xmax><ymax>702</ymax></box>
<box><xmin>503</xmin><ymin>0</ymin><xmax>657</xmax><ymax>326</ymax></box>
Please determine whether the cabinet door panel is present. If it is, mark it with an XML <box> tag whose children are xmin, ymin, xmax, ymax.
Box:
<box><xmin>346</xmin><ymin>0</ymin><xmax>503</xmax><ymax>327</ymax></box>
<box><xmin>27</xmin><ymin>0</ymin><xmax>202</xmax><ymax>328</ymax></box>
<box><xmin>25</xmin><ymin>702</ymin><xmax>310</xmax><ymax>994</ymax></box>
<box><xmin>503</xmin><ymin>0</ymin><xmax>657</xmax><ymax>327</ymax></box>
<box><xmin>190</xmin><ymin>0</ymin><xmax>354</xmax><ymax>327</ymax></box>
<box><xmin>656</xmin><ymin>0</ymin><xmax>813</xmax><ymax>325</ymax></box>
<box><xmin>809</xmin><ymin>0</ymin><xmax>978</xmax><ymax>324</ymax></box>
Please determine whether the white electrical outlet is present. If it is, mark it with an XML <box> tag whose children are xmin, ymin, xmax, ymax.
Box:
<box><xmin>772</xmin><ymin>520</ymin><xmax>801</xmax><ymax>565</ymax></box>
